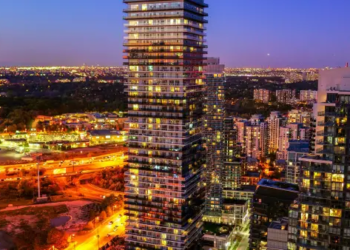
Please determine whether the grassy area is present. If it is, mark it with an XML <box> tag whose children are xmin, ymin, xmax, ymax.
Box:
<box><xmin>0</xmin><ymin>219</ymin><xmax>8</xmax><ymax>227</ymax></box>
<box><xmin>0</xmin><ymin>204</ymin><xmax>68</xmax><ymax>217</ymax></box>
<box><xmin>0</xmin><ymin>199</ymin><xmax>33</xmax><ymax>210</ymax></box>
<box><xmin>0</xmin><ymin>204</ymin><xmax>69</xmax><ymax>250</ymax></box>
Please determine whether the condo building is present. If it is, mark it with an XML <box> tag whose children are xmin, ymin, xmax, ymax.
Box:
<box><xmin>250</xmin><ymin>179</ymin><xmax>299</xmax><ymax>250</ymax></box>
<box><xmin>277</xmin><ymin>123</ymin><xmax>309</xmax><ymax>160</ymax></box>
<box><xmin>268</xmin><ymin>111</ymin><xmax>286</xmax><ymax>153</ymax></box>
<box><xmin>299</xmin><ymin>90</ymin><xmax>317</xmax><ymax>103</ymax></box>
<box><xmin>236</xmin><ymin>115</ymin><xmax>268</xmax><ymax>160</ymax></box>
<box><xmin>254</xmin><ymin>89</ymin><xmax>272</xmax><ymax>103</ymax></box>
<box><xmin>203</xmin><ymin>57</ymin><xmax>225</xmax><ymax>218</ymax></box>
<box><xmin>276</xmin><ymin>89</ymin><xmax>296</xmax><ymax>104</ymax></box>
<box><xmin>288</xmin><ymin>67</ymin><xmax>350</xmax><ymax>250</ymax></box>
<box><xmin>288</xmin><ymin>109</ymin><xmax>312</xmax><ymax>127</ymax></box>
<box><xmin>123</xmin><ymin>1</ymin><xmax>208</xmax><ymax>249</ymax></box>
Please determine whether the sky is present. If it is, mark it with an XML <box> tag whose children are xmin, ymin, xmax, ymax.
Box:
<box><xmin>0</xmin><ymin>0</ymin><xmax>350</xmax><ymax>68</ymax></box>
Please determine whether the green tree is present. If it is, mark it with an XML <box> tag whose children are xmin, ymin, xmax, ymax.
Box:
<box><xmin>47</xmin><ymin>228</ymin><xmax>69</xmax><ymax>248</ymax></box>
<box><xmin>101</xmin><ymin>194</ymin><xmax>115</xmax><ymax>210</ymax></box>
<box><xmin>17</xmin><ymin>179</ymin><xmax>34</xmax><ymax>198</ymax></box>
<box><xmin>83</xmin><ymin>221</ymin><xmax>94</xmax><ymax>231</ymax></box>
<box><xmin>99</xmin><ymin>211</ymin><xmax>107</xmax><ymax>221</ymax></box>
<box><xmin>106</xmin><ymin>206</ymin><xmax>113</xmax><ymax>217</ymax></box>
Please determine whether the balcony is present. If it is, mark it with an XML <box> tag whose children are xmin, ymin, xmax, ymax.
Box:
<box><xmin>124</xmin><ymin>12</ymin><xmax>208</xmax><ymax>23</ymax></box>
<box><xmin>316</xmin><ymin>148</ymin><xmax>334</xmax><ymax>154</ymax></box>
<box><xmin>124</xmin><ymin>62</ymin><xmax>205</xmax><ymax>66</ymax></box>
<box><xmin>124</xmin><ymin>6</ymin><xmax>207</xmax><ymax>17</ymax></box>
<box><xmin>316</xmin><ymin>131</ymin><xmax>335</xmax><ymax>136</ymax></box>
<box><xmin>316</xmin><ymin>140</ymin><xmax>332</xmax><ymax>146</ymax></box>
<box><xmin>124</xmin><ymin>35</ymin><xmax>206</xmax><ymax>42</ymax></box>
<box><xmin>124</xmin><ymin>41</ymin><xmax>208</xmax><ymax>48</ymax></box>
<box><xmin>124</xmin><ymin>49</ymin><xmax>207</xmax><ymax>54</ymax></box>
<box><xmin>123</xmin><ymin>0</ymin><xmax>208</xmax><ymax>8</ymax></box>
<box><xmin>124</xmin><ymin>56</ymin><xmax>206</xmax><ymax>60</ymax></box>
<box><xmin>317</xmin><ymin>121</ymin><xmax>335</xmax><ymax>127</ymax></box>
<box><xmin>125</xmin><ymin>28</ymin><xmax>205</xmax><ymax>36</ymax></box>
<box><xmin>318</xmin><ymin>111</ymin><xmax>343</xmax><ymax>117</ymax></box>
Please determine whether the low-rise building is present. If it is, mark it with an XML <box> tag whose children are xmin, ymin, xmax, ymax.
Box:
<box><xmin>202</xmin><ymin>223</ymin><xmax>235</xmax><ymax>250</ymax></box>
<box><xmin>88</xmin><ymin>130</ymin><xmax>127</xmax><ymax>145</ymax></box>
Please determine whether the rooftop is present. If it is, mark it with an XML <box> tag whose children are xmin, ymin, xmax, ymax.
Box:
<box><xmin>258</xmin><ymin>179</ymin><xmax>299</xmax><ymax>192</ymax></box>
<box><xmin>203</xmin><ymin>222</ymin><xmax>234</xmax><ymax>236</ymax></box>
<box><xmin>89</xmin><ymin>130</ymin><xmax>122</xmax><ymax>136</ymax></box>
<box><xmin>244</xmin><ymin>171</ymin><xmax>260</xmax><ymax>177</ymax></box>
<box><xmin>223</xmin><ymin>199</ymin><xmax>248</xmax><ymax>205</ymax></box>
<box><xmin>288</xmin><ymin>140</ymin><xmax>309</xmax><ymax>152</ymax></box>
<box><xmin>269</xmin><ymin>218</ymin><xmax>289</xmax><ymax>230</ymax></box>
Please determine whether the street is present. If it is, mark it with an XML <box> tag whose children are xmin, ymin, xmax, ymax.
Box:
<box><xmin>67</xmin><ymin>211</ymin><xmax>126</xmax><ymax>250</ymax></box>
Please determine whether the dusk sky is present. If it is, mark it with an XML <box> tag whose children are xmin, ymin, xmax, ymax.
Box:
<box><xmin>1</xmin><ymin>0</ymin><xmax>350</xmax><ymax>68</ymax></box>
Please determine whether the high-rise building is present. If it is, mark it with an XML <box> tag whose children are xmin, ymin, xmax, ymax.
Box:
<box><xmin>222</xmin><ymin>118</ymin><xmax>242</xmax><ymax>191</ymax></box>
<box><xmin>123</xmin><ymin>1</ymin><xmax>208</xmax><ymax>249</ymax></box>
<box><xmin>236</xmin><ymin>115</ymin><xmax>268</xmax><ymax>160</ymax></box>
<box><xmin>299</xmin><ymin>90</ymin><xmax>317</xmax><ymax>103</ymax></box>
<box><xmin>203</xmin><ymin>57</ymin><xmax>225</xmax><ymax>218</ymax></box>
<box><xmin>285</xmin><ymin>140</ymin><xmax>309</xmax><ymax>184</ymax></box>
<box><xmin>288</xmin><ymin>67</ymin><xmax>350</xmax><ymax>250</ymax></box>
<box><xmin>268</xmin><ymin>111</ymin><xmax>285</xmax><ymax>153</ymax></box>
<box><xmin>267</xmin><ymin>218</ymin><xmax>289</xmax><ymax>250</ymax></box>
<box><xmin>288</xmin><ymin>109</ymin><xmax>312</xmax><ymax>127</ymax></box>
<box><xmin>254</xmin><ymin>89</ymin><xmax>271</xmax><ymax>103</ymax></box>
<box><xmin>276</xmin><ymin>89</ymin><xmax>296</xmax><ymax>104</ymax></box>
<box><xmin>250</xmin><ymin>179</ymin><xmax>299</xmax><ymax>250</ymax></box>
<box><xmin>277</xmin><ymin>123</ymin><xmax>309</xmax><ymax>160</ymax></box>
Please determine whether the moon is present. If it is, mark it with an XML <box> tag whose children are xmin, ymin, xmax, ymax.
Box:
<box><xmin>267</xmin><ymin>53</ymin><xmax>270</xmax><ymax>56</ymax></box>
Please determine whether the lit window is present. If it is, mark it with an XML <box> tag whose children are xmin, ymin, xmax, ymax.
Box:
<box><xmin>330</xmin><ymin>208</ymin><xmax>342</xmax><ymax>218</ymax></box>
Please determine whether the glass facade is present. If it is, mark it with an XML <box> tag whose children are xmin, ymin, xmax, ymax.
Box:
<box><xmin>123</xmin><ymin>1</ymin><xmax>208</xmax><ymax>249</ymax></box>
<box><xmin>203</xmin><ymin>73</ymin><xmax>225</xmax><ymax>217</ymax></box>
<box><xmin>288</xmin><ymin>92</ymin><xmax>350</xmax><ymax>250</ymax></box>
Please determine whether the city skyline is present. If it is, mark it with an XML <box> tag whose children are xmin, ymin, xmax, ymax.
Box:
<box><xmin>1</xmin><ymin>0</ymin><xmax>350</xmax><ymax>68</ymax></box>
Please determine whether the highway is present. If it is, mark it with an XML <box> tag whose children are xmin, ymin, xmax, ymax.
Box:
<box><xmin>0</xmin><ymin>151</ymin><xmax>127</xmax><ymax>182</ymax></box>
<box><xmin>66</xmin><ymin>183</ymin><xmax>124</xmax><ymax>201</ymax></box>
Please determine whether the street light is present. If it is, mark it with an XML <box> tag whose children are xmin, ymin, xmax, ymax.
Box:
<box><xmin>97</xmin><ymin>227</ymin><xmax>100</xmax><ymax>250</ymax></box>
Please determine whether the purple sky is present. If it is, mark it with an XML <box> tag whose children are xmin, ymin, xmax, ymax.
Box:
<box><xmin>1</xmin><ymin>0</ymin><xmax>350</xmax><ymax>68</ymax></box>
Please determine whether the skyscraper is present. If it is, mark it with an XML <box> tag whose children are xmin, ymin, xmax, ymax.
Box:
<box><xmin>123</xmin><ymin>1</ymin><xmax>208</xmax><ymax>249</ymax></box>
<box><xmin>203</xmin><ymin>58</ymin><xmax>225</xmax><ymax>218</ymax></box>
<box><xmin>268</xmin><ymin>111</ymin><xmax>285</xmax><ymax>153</ymax></box>
<box><xmin>288</xmin><ymin>67</ymin><xmax>350</xmax><ymax>250</ymax></box>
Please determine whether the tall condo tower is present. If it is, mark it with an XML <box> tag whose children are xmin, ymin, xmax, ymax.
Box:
<box><xmin>288</xmin><ymin>67</ymin><xmax>350</xmax><ymax>250</ymax></box>
<box><xmin>123</xmin><ymin>1</ymin><xmax>208</xmax><ymax>249</ymax></box>
<box><xmin>203</xmin><ymin>58</ymin><xmax>225</xmax><ymax>218</ymax></box>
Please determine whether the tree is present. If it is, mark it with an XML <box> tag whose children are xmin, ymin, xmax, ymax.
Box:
<box><xmin>83</xmin><ymin>221</ymin><xmax>94</xmax><ymax>231</ymax></box>
<box><xmin>101</xmin><ymin>194</ymin><xmax>115</xmax><ymax>210</ymax></box>
<box><xmin>17</xmin><ymin>179</ymin><xmax>34</xmax><ymax>198</ymax></box>
<box><xmin>106</xmin><ymin>206</ymin><xmax>113</xmax><ymax>217</ymax></box>
<box><xmin>36</xmin><ymin>121</ymin><xmax>44</xmax><ymax>132</ymax></box>
<box><xmin>47</xmin><ymin>228</ymin><xmax>69</xmax><ymax>249</ymax></box>
<box><xmin>99</xmin><ymin>211</ymin><xmax>107</xmax><ymax>221</ymax></box>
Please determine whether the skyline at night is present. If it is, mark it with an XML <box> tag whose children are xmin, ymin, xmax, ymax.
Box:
<box><xmin>1</xmin><ymin>0</ymin><xmax>350</xmax><ymax>68</ymax></box>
